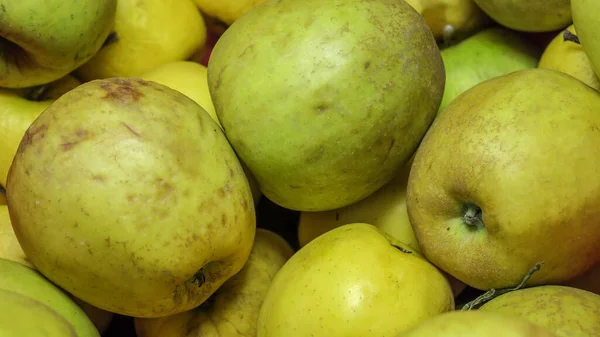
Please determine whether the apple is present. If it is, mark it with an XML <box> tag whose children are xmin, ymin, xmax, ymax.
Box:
<box><xmin>398</xmin><ymin>310</ymin><xmax>558</xmax><ymax>337</ymax></box>
<box><xmin>134</xmin><ymin>228</ymin><xmax>294</xmax><ymax>337</ymax></box>
<box><xmin>0</xmin><ymin>0</ymin><xmax>116</xmax><ymax>88</ymax></box>
<box><xmin>571</xmin><ymin>0</ymin><xmax>600</xmax><ymax>78</ymax></box>
<box><xmin>257</xmin><ymin>223</ymin><xmax>455</xmax><ymax>337</ymax></box>
<box><xmin>406</xmin><ymin>68</ymin><xmax>600</xmax><ymax>291</ymax></box>
<box><xmin>479</xmin><ymin>285</ymin><xmax>600</xmax><ymax>337</ymax></box>
<box><xmin>6</xmin><ymin>78</ymin><xmax>256</xmax><ymax>317</ymax></box>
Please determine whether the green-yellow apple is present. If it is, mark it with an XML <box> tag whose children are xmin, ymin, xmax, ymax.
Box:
<box><xmin>538</xmin><ymin>25</ymin><xmax>600</xmax><ymax>91</ymax></box>
<box><xmin>208</xmin><ymin>0</ymin><xmax>445</xmax><ymax>211</ymax></box>
<box><xmin>75</xmin><ymin>0</ymin><xmax>206</xmax><ymax>81</ymax></box>
<box><xmin>472</xmin><ymin>0</ymin><xmax>571</xmax><ymax>32</ymax></box>
<box><xmin>0</xmin><ymin>258</ymin><xmax>100</xmax><ymax>337</ymax></box>
<box><xmin>406</xmin><ymin>68</ymin><xmax>600</xmax><ymax>290</ymax></box>
<box><xmin>439</xmin><ymin>26</ymin><xmax>540</xmax><ymax>113</ymax></box>
<box><xmin>0</xmin><ymin>288</ymin><xmax>78</xmax><ymax>337</ymax></box>
<box><xmin>398</xmin><ymin>310</ymin><xmax>558</xmax><ymax>337</ymax></box>
<box><xmin>479</xmin><ymin>285</ymin><xmax>600</xmax><ymax>337</ymax></box>
<box><xmin>138</xmin><ymin>61</ymin><xmax>263</xmax><ymax>205</ymax></box>
<box><xmin>134</xmin><ymin>228</ymin><xmax>294</xmax><ymax>337</ymax></box>
<box><xmin>571</xmin><ymin>0</ymin><xmax>600</xmax><ymax>78</ymax></box>
<box><xmin>5</xmin><ymin>77</ymin><xmax>257</xmax><ymax>317</ymax></box>
<box><xmin>257</xmin><ymin>223</ymin><xmax>455</xmax><ymax>337</ymax></box>
<box><xmin>0</xmin><ymin>0</ymin><xmax>116</xmax><ymax>88</ymax></box>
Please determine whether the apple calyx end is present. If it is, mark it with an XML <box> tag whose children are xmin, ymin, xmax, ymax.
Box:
<box><xmin>463</xmin><ymin>203</ymin><xmax>484</xmax><ymax>230</ymax></box>
<box><xmin>187</xmin><ymin>269</ymin><xmax>206</xmax><ymax>288</ymax></box>
<box><xmin>563</xmin><ymin>29</ymin><xmax>580</xmax><ymax>45</ymax></box>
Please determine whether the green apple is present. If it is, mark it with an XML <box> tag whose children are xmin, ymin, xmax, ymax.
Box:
<box><xmin>406</xmin><ymin>68</ymin><xmax>600</xmax><ymax>291</ymax></box>
<box><xmin>479</xmin><ymin>285</ymin><xmax>600</xmax><ymax>337</ymax></box>
<box><xmin>472</xmin><ymin>0</ymin><xmax>571</xmax><ymax>32</ymax></box>
<box><xmin>0</xmin><ymin>288</ymin><xmax>78</xmax><ymax>337</ymax></box>
<box><xmin>0</xmin><ymin>258</ymin><xmax>99</xmax><ymax>336</ymax></box>
<box><xmin>398</xmin><ymin>310</ymin><xmax>558</xmax><ymax>337</ymax></box>
<box><xmin>257</xmin><ymin>223</ymin><xmax>455</xmax><ymax>337</ymax></box>
<box><xmin>439</xmin><ymin>26</ymin><xmax>540</xmax><ymax>113</ymax></box>
<box><xmin>571</xmin><ymin>0</ymin><xmax>600</xmax><ymax>79</ymax></box>
<box><xmin>134</xmin><ymin>228</ymin><xmax>294</xmax><ymax>337</ymax></box>
<box><xmin>6</xmin><ymin>77</ymin><xmax>257</xmax><ymax>318</ymax></box>
<box><xmin>208</xmin><ymin>0</ymin><xmax>445</xmax><ymax>211</ymax></box>
<box><xmin>0</xmin><ymin>0</ymin><xmax>116</xmax><ymax>88</ymax></box>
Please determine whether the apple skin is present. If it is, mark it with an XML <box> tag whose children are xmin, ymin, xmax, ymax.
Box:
<box><xmin>571</xmin><ymin>0</ymin><xmax>600</xmax><ymax>79</ymax></box>
<box><xmin>398</xmin><ymin>310</ymin><xmax>558</xmax><ymax>337</ymax></box>
<box><xmin>479</xmin><ymin>285</ymin><xmax>600</xmax><ymax>337</ymax></box>
<box><xmin>406</xmin><ymin>68</ymin><xmax>600</xmax><ymax>291</ymax></box>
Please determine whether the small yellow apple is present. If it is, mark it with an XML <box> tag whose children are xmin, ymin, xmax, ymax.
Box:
<box><xmin>134</xmin><ymin>228</ymin><xmax>294</xmax><ymax>337</ymax></box>
<box><xmin>398</xmin><ymin>310</ymin><xmax>558</xmax><ymax>337</ymax></box>
<box><xmin>538</xmin><ymin>25</ymin><xmax>600</xmax><ymax>91</ymax></box>
<box><xmin>257</xmin><ymin>223</ymin><xmax>455</xmax><ymax>337</ymax></box>
<box><xmin>479</xmin><ymin>285</ymin><xmax>600</xmax><ymax>337</ymax></box>
<box><xmin>76</xmin><ymin>0</ymin><xmax>207</xmax><ymax>80</ymax></box>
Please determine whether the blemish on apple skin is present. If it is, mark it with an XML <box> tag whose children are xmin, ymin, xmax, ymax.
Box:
<box><xmin>18</xmin><ymin>124</ymin><xmax>48</xmax><ymax>152</ymax></box>
<box><xmin>122</xmin><ymin>122</ymin><xmax>141</xmax><ymax>137</ymax></box>
<box><xmin>100</xmin><ymin>78</ymin><xmax>144</xmax><ymax>104</ymax></box>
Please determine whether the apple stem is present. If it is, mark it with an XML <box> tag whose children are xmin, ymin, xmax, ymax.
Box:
<box><xmin>392</xmin><ymin>244</ymin><xmax>413</xmax><ymax>254</ymax></box>
<box><xmin>463</xmin><ymin>204</ymin><xmax>484</xmax><ymax>230</ymax></box>
<box><xmin>563</xmin><ymin>29</ymin><xmax>580</xmax><ymax>44</ymax></box>
<box><xmin>461</xmin><ymin>262</ymin><xmax>544</xmax><ymax>310</ymax></box>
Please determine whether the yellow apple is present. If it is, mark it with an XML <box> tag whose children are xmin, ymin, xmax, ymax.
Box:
<box><xmin>0</xmin><ymin>205</ymin><xmax>115</xmax><ymax>334</ymax></box>
<box><xmin>134</xmin><ymin>228</ymin><xmax>294</xmax><ymax>337</ymax></box>
<box><xmin>398</xmin><ymin>310</ymin><xmax>558</xmax><ymax>337</ymax></box>
<box><xmin>193</xmin><ymin>0</ymin><xmax>266</xmax><ymax>26</ymax></box>
<box><xmin>538</xmin><ymin>25</ymin><xmax>600</xmax><ymax>91</ymax></box>
<box><xmin>257</xmin><ymin>223</ymin><xmax>455</xmax><ymax>337</ymax></box>
<box><xmin>479</xmin><ymin>285</ymin><xmax>600</xmax><ymax>337</ymax></box>
<box><xmin>76</xmin><ymin>0</ymin><xmax>207</xmax><ymax>81</ymax></box>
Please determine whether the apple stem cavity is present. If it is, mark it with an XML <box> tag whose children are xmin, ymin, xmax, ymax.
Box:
<box><xmin>463</xmin><ymin>204</ymin><xmax>484</xmax><ymax>230</ymax></box>
<box><xmin>187</xmin><ymin>269</ymin><xmax>206</xmax><ymax>288</ymax></box>
<box><xmin>461</xmin><ymin>262</ymin><xmax>544</xmax><ymax>310</ymax></box>
<box><xmin>563</xmin><ymin>29</ymin><xmax>581</xmax><ymax>44</ymax></box>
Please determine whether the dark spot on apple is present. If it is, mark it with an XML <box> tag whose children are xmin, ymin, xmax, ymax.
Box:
<box><xmin>240</xmin><ymin>198</ymin><xmax>248</xmax><ymax>211</ymax></box>
<box><xmin>104</xmin><ymin>237</ymin><xmax>111</xmax><ymax>247</ymax></box>
<box><xmin>18</xmin><ymin>124</ymin><xmax>48</xmax><ymax>153</ymax></box>
<box><xmin>74</xmin><ymin>222</ymin><xmax>79</xmax><ymax>228</ymax></box>
<box><xmin>314</xmin><ymin>103</ymin><xmax>329</xmax><ymax>114</ymax></box>
<box><xmin>122</xmin><ymin>122</ymin><xmax>141</xmax><ymax>137</ymax></box>
<box><xmin>364</xmin><ymin>61</ymin><xmax>371</xmax><ymax>69</ymax></box>
<box><xmin>446</xmin><ymin>227</ymin><xmax>450</xmax><ymax>231</ymax></box>
<box><xmin>1</xmin><ymin>5</ymin><xmax>5</xmax><ymax>12</ymax></box>
<box><xmin>0</xmin><ymin>184</ymin><xmax>5</xmax><ymax>197</ymax></box>
<box><xmin>101</xmin><ymin>78</ymin><xmax>144</xmax><ymax>105</ymax></box>
<box><xmin>221</xmin><ymin>213</ymin><xmax>227</xmax><ymax>225</ymax></box>
<box><xmin>289</xmin><ymin>184</ymin><xmax>301</xmax><ymax>189</ymax></box>
<box><xmin>91</xmin><ymin>174</ymin><xmax>106</xmax><ymax>182</ymax></box>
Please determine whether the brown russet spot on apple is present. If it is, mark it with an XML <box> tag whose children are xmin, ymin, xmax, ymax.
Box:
<box><xmin>18</xmin><ymin>124</ymin><xmax>48</xmax><ymax>152</ymax></box>
<box><xmin>60</xmin><ymin>129</ymin><xmax>91</xmax><ymax>151</ymax></box>
<box><xmin>122</xmin><ymin>122</ymin><xmax>141</xmax><ymax>137</ymax></box>
<box><xmin>100</xmin><ymin>78</ymin><xmax>145</xmax><ymax>104</ymax></box>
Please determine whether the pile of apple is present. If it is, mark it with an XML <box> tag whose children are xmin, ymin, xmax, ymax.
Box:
<box><xmin>1</xmin><ymin>0</ymin><xmax>600</xmax><ymax>336</ymax></box>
